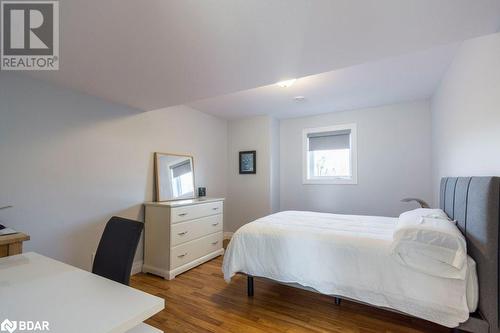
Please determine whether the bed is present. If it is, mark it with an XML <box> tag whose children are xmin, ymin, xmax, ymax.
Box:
<box><xmin>223</xmin><ymin>177</ymin><xmax>500</xmax><ymax>333</ymax></box>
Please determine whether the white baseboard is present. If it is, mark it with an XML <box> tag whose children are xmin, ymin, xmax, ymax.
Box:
<box><xmin>223</xmin><ymin>232</ymin><xmax>234</xmax><ymax>240</ymax></box>
<box><xmin>142</xmin><ymin>264</ymin><xmax>168</xmax><ymax>278</ymax></box>
<box><xmin>131</xmin><ymin>260</ymin><xmax>143</xmax><ymax>275</ymax></box>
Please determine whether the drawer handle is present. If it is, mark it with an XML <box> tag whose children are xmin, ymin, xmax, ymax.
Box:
<box><xmin>178</xmin><ymin>231</ymin><xmax>188</xmax><ymax>236</ymax></box>
<box><xmin>212</xmin><ymin>207</ymin><xmax>219</xmax><ymax>211</ymax></box>
<box><xmin>177</xmin><ymin>253</ymin><xmax>188</xmax><ymax>258</ymax></box>
<box><xmin>178</xmin><ymin>213</ymin><xmax>188</xmax><ymax>217</ymax></box>
<box><xmin>212</xmin><ymin>223</ymin><xmax>219</xmax><ymax>226</ymax></box>
<box><xmin>211</xmin><ymin>241</ymin><xmax>219</xmax><ymax>245</ymax></box>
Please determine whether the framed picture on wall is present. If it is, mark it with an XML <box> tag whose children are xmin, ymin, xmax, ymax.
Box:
<box><xmin>239</xmin><ymin>151</ymin><xmax>256</xmax><ymax>174</ymax></box>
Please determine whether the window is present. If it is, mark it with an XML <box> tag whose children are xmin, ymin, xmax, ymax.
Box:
<box><xmin>170</xmin><ymin>160</ymin><xmax>194</xmax><ymax>197</ymax></box>
<box><xmin>303</xmin><ymin>123</ymin><xmax>357</xmax><ymax>184</ymax></box>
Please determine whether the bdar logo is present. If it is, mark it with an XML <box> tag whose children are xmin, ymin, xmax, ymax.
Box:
<box><xmin>1</xmin><ymin>0</ymin><xmax>59</xmax><ymax>70</ymax></box>
<box><xmin>0</xmin><ymin>319</ymin><xmax>17</xmax><ymax>333</ymax></box>
<box><xmin>0</xmin><ymin>319</ymin><xmax>49</xmax><ymax>332</ymax></box>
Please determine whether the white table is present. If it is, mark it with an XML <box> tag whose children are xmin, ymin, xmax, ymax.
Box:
<box><xmin>0</xmin><ymin>252</ymin><xmax>164</xmax><ymax>333</ymax></box>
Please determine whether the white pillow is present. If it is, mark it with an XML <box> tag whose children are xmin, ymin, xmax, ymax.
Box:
<box><xmin>392</xmin><ymin>208</ymin><xmax>467</xmax><ymax>279</ymax></box>
<box><xmin>399</xmin><ymin>208</ymin><xmax>450</xmax><ymax>225</ymax></box>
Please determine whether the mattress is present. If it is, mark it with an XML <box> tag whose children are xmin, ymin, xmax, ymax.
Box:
<box><xmin>222</xmin><ymin>211</ymin><xmax>478</xmax><ymax>328</ymax></box>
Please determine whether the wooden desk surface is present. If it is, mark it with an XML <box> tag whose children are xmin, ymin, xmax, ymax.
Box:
<box><xmin>0</xmin><ymin>232</ymin><xmax>30</xmax><ymax>245</ymax></box>
<box><xmin>0</xmin><ymin>232</ymin><xmax>30</xmax><ymax>257</ymax></box>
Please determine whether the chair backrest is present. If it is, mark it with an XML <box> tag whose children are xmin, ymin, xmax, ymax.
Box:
<box><xmin>92</xmin><ymin>216</ymin><xmax>143</xmax><ymax>285</ymax></box>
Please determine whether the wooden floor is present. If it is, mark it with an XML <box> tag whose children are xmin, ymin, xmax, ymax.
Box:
<box><xmin>131</xmin><ymin>256</ymin><xmax>451</xmax><ymax>333</ymax></box>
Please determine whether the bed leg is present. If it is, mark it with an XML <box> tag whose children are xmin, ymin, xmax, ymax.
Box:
<box><xmin>334</xmin><ymin>297</ymin><xmax>341</xmax><ymax>305</ymax></box>
<box><xmin>247</xmin><ymin>276</ymin><xmax>254</xmax><ymax>297</ymax></box>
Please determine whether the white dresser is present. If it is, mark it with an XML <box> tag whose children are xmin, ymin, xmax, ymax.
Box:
<box><xmin>143</xmin><ymin>198</ymin><xmax>224</xmax><ymax>280</ymax></box>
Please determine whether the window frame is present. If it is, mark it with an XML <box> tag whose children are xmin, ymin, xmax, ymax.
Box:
<box><xmin>302</xmin><ymin>123</ymin><xmax>358</xmax><ymax>185</ymax></box>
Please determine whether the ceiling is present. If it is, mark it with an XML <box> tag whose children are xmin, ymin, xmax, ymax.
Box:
<box><xmin>188</xmin><ymin>43</ymin><xmax>460</xmax><ymax>119</ymax></box>
<box><xmin>24</xmin><ymin>0</ymin><xmax>500</xmax><ymax>113</ymax></box>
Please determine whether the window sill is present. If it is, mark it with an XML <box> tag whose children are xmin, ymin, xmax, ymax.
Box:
<box><xmin>303</xmin><ymin>178</ymin><xmax>358</xmax><ymax>185</ymax></box>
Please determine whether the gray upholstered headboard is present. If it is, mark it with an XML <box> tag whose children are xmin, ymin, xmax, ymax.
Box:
<box><xmin>440</xmin><ymin>177</ymin><xmax>500</xmax><ymax>333</ymax></box>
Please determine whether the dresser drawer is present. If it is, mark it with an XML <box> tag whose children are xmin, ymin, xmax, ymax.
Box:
<box><xmin>170</xmin><ymin>232</ymin><xmax>223</xmax><ymax>269</ymax></box>
<box><xmin>171</xmin><ymin>201</ymin><xmax>223</xmax><ymax>223</ymax></box>
<box><xmin>171</xmin><ymin>214</ymin><xmax>222</xmax><ymax>246</ymax></box>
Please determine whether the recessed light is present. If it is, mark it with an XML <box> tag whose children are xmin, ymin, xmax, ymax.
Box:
<box><xmin>293</xmin><ymin>96</ymin><xmax>306</xmax><ymax>102</ymax></box>
<box><xmin>276</xmin><ymin>79</ymin><xmax>296</xmax><ymax>88</ymax></box>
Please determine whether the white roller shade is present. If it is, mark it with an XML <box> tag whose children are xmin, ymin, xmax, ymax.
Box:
<box><xmin>171</xmin><ymin>160</ymin><xmax>192</xmax><ymax>178</ymax></box>
<box><xmin>308</xmin><ymin>130</ymin><xmax>351</xmax><ymax>151</ymax></box>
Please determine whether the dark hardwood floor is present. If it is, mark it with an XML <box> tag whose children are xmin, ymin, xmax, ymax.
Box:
<box><xmin>131</xmin><ymin>256</ymin><xmax>451</xmax><ymax>333</ymax></box>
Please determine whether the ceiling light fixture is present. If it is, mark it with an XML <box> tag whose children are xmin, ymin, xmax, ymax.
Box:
<box><xmin>293</xmin><ymin>96</ymin><xmax>306</xmax><ymax>102</ymax></box>
<box><xmin>276</xmin><ymin>79</ymin><xmax>296</xmax><ymax>88</ymax></box>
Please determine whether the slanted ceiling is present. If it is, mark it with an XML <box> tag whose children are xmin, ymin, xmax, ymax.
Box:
<box><xmin>25</xmin><ymin>0</ymin><xmax>500</xmax><ymax>114</ymax></box>
<box><xmin>188</xmin><ymin>43</ymin><xmax>460</xmax><ymax>119</ymax></box>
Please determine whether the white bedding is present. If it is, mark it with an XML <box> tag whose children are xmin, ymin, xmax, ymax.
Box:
<box><xmin>222</xmin><ymin>211</ymin><xmax>478</xmax><ymax>328</ymax></box>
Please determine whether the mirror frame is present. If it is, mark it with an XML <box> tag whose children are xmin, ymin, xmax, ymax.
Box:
<box><xmin>154</xmin><ymin>152</ymin><xmax>196</xmax><ymax>202</ymax></box>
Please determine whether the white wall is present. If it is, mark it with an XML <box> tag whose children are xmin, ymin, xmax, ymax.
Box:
<box><xmin>431</xmin><ymin>32</ymin><xmax>500</xmax><ymax>203</ymax></box>
<box><xmin>280</xmin><ymin>101</ymin><xmax>433</xmax><ymax>217</ymax></box>
<box><xmin>0</xmin><ymin>73</ymin><xmax>227</xmax><ymax>270</ymax></box>
<box><xmin>270</xmin><ymin>117</ymin><xmax>280</xmax><ymax>213</ymax></box>
<box><xmin>226</xmin><ymin>115</ymin><xmax>279</xmax><ymax>232</ymax></box>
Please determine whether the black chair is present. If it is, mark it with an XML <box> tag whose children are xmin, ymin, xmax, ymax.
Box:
<box><xmin>92</xmin><ymin>216</ymin><xmax>143</xmax><ymax>285</ymax></box>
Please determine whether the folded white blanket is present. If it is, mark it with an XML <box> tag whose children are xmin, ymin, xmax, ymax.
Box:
<box><xmin>392</xmin><ymin>208</ymin><xmax>467</xmax><ymax>279</ymax></box>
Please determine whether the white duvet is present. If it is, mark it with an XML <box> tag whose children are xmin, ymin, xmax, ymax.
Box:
<box><xmin>222</xmin><ymin>211</ymin><xmax>478</xmax><ymax>328</ymax></box>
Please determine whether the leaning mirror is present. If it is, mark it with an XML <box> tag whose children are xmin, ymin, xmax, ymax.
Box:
<box><xmin>154</xmin><ymin>152</ymin><xmax>195</xmax><ymax>201</ymax></box>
